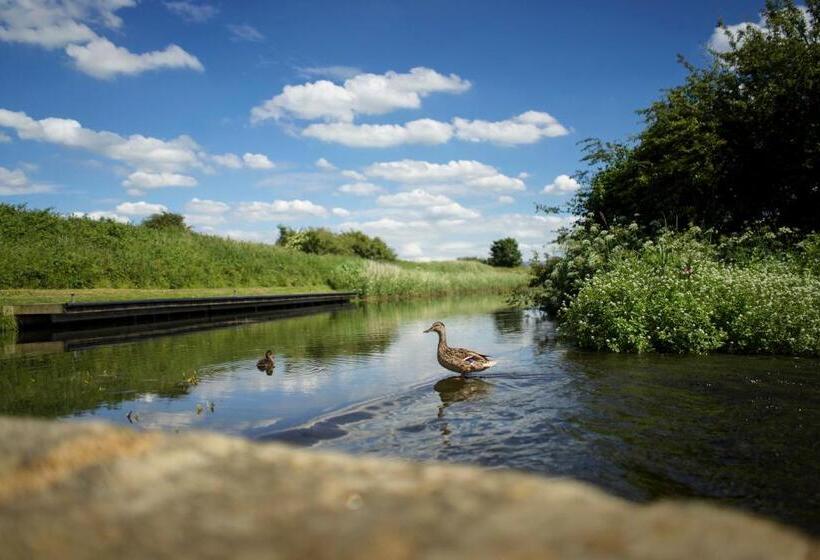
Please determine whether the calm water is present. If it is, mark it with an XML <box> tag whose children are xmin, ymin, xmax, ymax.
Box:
<box><xmin>2</xmin><ymin>295</ymin><xmax>819</xmax><ymax>534</ymax></box>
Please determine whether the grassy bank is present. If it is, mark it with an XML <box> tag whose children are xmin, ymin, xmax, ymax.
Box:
<box><xmin>523</xmin><ymin>223</ymin><xmax>820</xmax><ymax>356</ymax></box>
<box><xmin>0</xmin><ymin>205</ymin><xmax>526</xmax><ymax>334</ymax></box>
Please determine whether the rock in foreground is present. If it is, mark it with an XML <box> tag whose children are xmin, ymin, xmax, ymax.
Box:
<box><xmin>0</xmin><ymin>417</ymin><xmax>815</xmax><ymax>559</ymax></box>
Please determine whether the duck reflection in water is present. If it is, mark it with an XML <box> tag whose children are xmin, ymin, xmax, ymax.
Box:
<box><xmin>434</xmin><ymin>375</ymin><xmax>492</xmax><ymax>420</ymax></box>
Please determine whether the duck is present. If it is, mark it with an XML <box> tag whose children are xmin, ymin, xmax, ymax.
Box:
<box><xmin>423</xmin><ymin>321</ymin><xmax>496</xmax><ymax>376</ymax></box>
<box><xmin>256</xmin><ymin>350</ymin><xmax>275</xmax><ymax>371</ymax></box>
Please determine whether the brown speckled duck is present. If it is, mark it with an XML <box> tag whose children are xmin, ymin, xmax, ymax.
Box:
<box><xmin>256</xmin><ymin>350</ymin><xmax>275</xmax><ymax>371</ymax></box>
<box><xmin>424</xmin><ymin>321</ymin><xmax>496</xmax><ymax>376</ymax></box>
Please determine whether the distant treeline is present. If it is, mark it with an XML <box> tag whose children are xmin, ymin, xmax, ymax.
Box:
<box><xmin>276</xmin><ymin>225</ymin><xmax>397</xmax><ymax>261</ymax></box>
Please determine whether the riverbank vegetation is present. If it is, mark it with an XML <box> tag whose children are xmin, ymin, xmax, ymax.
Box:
<box><xmin>0</xmin><ymin>204</ymin><xmax>525</xmax><ymax>335</ymax></box>
<box><xmin>523</xmin><ymin>1</ymin><xmax>820</xmax><ymax>356</ymax></box>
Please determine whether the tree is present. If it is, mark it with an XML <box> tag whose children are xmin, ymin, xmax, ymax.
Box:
<box><xmin>488</xmin><ymin>237</ymin><xmax>523</xmax><ymax>267</ymax></box>
<box><xmin>576</xmin><ymin>0</ymin><xmax>820</xmax><ymax>233</ymax></box>
<box><xmin>142</xmin><ymin>212</ymin><xmax>189</xmax><ymax>231</ymax></box>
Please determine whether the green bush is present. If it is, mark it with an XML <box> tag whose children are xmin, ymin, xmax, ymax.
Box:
<box><xmin>276</xmin><ymin>225</ymin><xmax>396</xmax><ymax>261</ymax></box>
<box><xmin>488</xmin><ymin>237</ymin><xmax>523</xmax><ymax>267</ymax></box>
<box><xmin>561</xmin><ymin>234</ymin><xmax>820</xmax><ymax>356</ymax></box>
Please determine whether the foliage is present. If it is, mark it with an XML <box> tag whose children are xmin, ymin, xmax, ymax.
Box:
<box><xmin>576</xmin><ymin>0</ymin><xmax>820</xmax><ymax>232</ymax></box>
<box><xmin>560</xmin><ymin>232</ymin><xmax>820</xmax><ymax>356</ymax></box>
<box><xmin>0</xmin><ymin>204</ymin><xmax>523</xmax><ymax>300</ymax></box>
<box><xmin>488</xmin><ymin>237</ymin><xmax>523</xmax><ymax>267</ymax></box>
<box><xmin>141</xmin><ymin>212</ymin><xmax>190</xmax><ymax>231</ymax></box>
<box><xmin>276</xmin><ymin>225</ymin><xmax>396</xmax><ymax>261</ymax></box>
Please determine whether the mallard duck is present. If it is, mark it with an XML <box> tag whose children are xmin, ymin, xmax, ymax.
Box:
<box><xmin>256</xmin><ymin>350</ymin><xmax>275</xmax><ymax>371</ymax></box>
<box><xmin>423</xmin><ymin>321</ymin><xmax>496</xmax><ymax>376</ymax></box>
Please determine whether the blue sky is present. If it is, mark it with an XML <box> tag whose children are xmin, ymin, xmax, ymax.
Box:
<box><xmin>0</xmin><ymin>0</ymin><xmax>766</xmax><ymax>260</ymax></box>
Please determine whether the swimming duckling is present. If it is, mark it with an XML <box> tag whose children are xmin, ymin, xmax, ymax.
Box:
<box><xmin>256</xmin><ymin>350</ymin><xmax>275</xmax><ymax>371</ymax></box>
<box><xmin>424</xmin><ymin>321</ymin><xmax>496</xmax><ymax>376</ymax></box>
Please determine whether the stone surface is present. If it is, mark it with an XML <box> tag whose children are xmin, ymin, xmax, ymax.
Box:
<box><xmin>0</xmin><ymin>416</ymin><xmax>816</xmax><ymax>560</ymax></box>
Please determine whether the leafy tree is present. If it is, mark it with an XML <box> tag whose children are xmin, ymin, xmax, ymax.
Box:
<box><xmin>142</xmin><ymin>212</ymin><xmax>189</xmax><ymax>231</ymax></box>
<box><xmin>576</xmin><ymin>0</ymin><xmax>820</xmax><ymax>233</ymax></box>
<box><xmin>276</xmin><ymin>225</ymin><xmax>396</xmax><ymax>261</ymax></box>
<box><xmin>488</xmin><ymin>237</ymin><xmax>523</xmax><ymax>267</ymax></box>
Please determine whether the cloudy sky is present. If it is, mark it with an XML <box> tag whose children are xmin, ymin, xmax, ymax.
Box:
<box><xmin>0</xmin><ymin>0</ymin><xmax>764</xmax><ymax>260</ymax></box>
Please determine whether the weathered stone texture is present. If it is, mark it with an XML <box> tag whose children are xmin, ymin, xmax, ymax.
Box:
<box><xmin>0</xmin><ymin>417</ymin><xmax>816</xmax><ymax>559</ymax></box>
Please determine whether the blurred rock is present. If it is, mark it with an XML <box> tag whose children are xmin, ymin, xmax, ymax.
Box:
<box><xmin>0</xmin><ymin>417</ymin><xmax>815</xmax><ymax>559</ymax></box>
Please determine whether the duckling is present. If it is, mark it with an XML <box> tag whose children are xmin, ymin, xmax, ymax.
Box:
<box><xmin>256</xmin><ymin>350</ymin><xmax>275</xmax><ymax>371</ymax></box>
<box><xmin>423</xmin><ymin>321</ymin><xmax>496</xmax><ymax>376</ymax></box>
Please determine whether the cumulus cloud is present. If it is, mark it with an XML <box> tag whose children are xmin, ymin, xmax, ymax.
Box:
<box><xmin>341</xmin><ymin>169</ymin><xmax>366</xmax><ymax>181</ymax></box>
<box><xmin>236</xmin><ymin>199</ymin><xmax>328</xmax><ymax>221</ymax></box>
<box><xmin>65</xmin><ymin>37</ymin><xmax>203</xmax><ymax>79</ymax></box>
<box><xmin>331</xmin><ymin>207</ymin><xmax>350</xmax><ymax>217</ymax></box>
<box><xmin>227</xmin><ymin>23</ymin><xmax>264</xmax><ymax>42</ymax></box>
<box><xmin>123</xmin><ymin>171</ymin><xmax>197</xmax><ymax>189</ymax></box>
<box><xmin>340</xmin><ymin>212</ymin><xmax>576</xmax><ymax>260</ymax></box>
<box><xmin>115</xmin><ymin>201</ymin><xmax>168</xmax><ymax>216</ymax></box>
<box><xmin>212</xmin><ymin>153</ymin><xmax>243</xmax><ymax>169</ymax></box>
<box><xmin>251</xmin><ymin>67</ymin><xmax>470</xmax><ymax>123</ymax></box>
<box><xmin>0</xmin><ymin>165</ymin><xmax>51</xmax><ymax>195</ymax></box>
<box><xmin>498</xmin><ymin>195</ymin><xmax>514</xmax><ymax>204</ymax></box>
<box><xmin>164</xmin><ymin>1</ymin><xmax>218</xmax><ymax>23</ymax></box>
<box><xmin>315</xmin><ymin>157</ymin><xmax>336</xmax><ymax>171</ymax></box>
<box><xmin>0</xmin><ymin>0</ymin><xmax>133</xmax><ymax>49</ymax></box>
<box><xmin>377</xmin><ymin>188</ymin><xmax>480</xmax><ymax>219</ymax></box>
<box><xmin>338</xmin><ymin>182</ymin><xmax>383</xmax><ymax>196</ymax></box>
<box><xmin>708</xmin><ymin>6</ymin><xmax>811</xmax><ymax>53</ymax></box>
<box><xmin>453</xmin><ymin>111</ymin><xmax>569</xmax><ymax>145</ymax></box>
<box><xmin>543</xmin><ymin>174</ymin><xmax>579</xmax><ymax>194</ymax></box>
<box><xmin>364</xmin><ymin>159</ymin><xmax>525</xmax><ymax>193</ymax></box>
<box><xmin>241</xmin><ymin>152</ymin><xmax>274</xmax><ymax>169</ymax></box>
<box><xmin>0</xmin><ymin>1</ymin><xmax>204</xmax><ymax>79</ymax></box>
<box><xmin>185</xmin><ymin>197</ymin><xmax>229</xmax><ymax>214</ymax></box>
<box><xmin>72</xmin><ymin>210</ymin><xmax>129</xmax><ymax>223</ymax></box>
<box><xmin>303</xmin><ymin>119</ymin><xmax>454</xmax><ymax>148</ymax></box>
<box><xmin>0</xmin><ymin>108</ymin><xmax>202</xmax><ymax>175</ymax></box>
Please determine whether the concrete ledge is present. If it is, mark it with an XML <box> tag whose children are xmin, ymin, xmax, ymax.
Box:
<box><xmin>0</xmin><ymin>417</ymin><xmax>815</xmax><ymax>559</ymax></box>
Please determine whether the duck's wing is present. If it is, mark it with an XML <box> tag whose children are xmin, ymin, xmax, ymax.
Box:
<box><xmin>453</xmin><ymin>348</ymin><xmax>493</xmax><ymax>365</ymax></box>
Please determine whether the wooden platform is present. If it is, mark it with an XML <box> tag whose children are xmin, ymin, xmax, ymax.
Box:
<box><xmin>6</xmin><ymin>292</ymin><xmax>358</xmax><ymax>332</ymax></box>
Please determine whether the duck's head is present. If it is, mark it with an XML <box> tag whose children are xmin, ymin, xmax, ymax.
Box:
<box><xmin>265</xmin><ymin>350</ymin><xmax>273</xmax><ymax>358</ymax></box>
<box><xmin>423</xmin><ymin>321</ymin><xmax>445</xmax><ymax>334</ymax></box>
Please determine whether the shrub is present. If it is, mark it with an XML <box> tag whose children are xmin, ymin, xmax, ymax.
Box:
<box><xmin>488</xmin><ymin>237</ymin><xmax>523</xmax><ymax>267</ymax></box>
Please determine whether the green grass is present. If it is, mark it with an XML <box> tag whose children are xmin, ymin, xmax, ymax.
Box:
<box><xmin>0</xmin><ymin>205</ymin><xmax>526</xmax><ymax>334</ymax></box>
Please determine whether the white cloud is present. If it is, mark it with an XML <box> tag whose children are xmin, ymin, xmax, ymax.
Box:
<box><xmin>377</xmin><ymin>188</ymin><xmax>480</xmax><ymax>220</ymax></box>
<box><xmin>227</xmin><ymin>23</ymin><xmax>264</xmax><ymax>42</ymax></box>
<box><xmin>65</xmin><ymin>37</ymin><xmax>203</xmax><ymax>79</ymax></box>
<box><xmin>236</xmin><ymin>199</ymin><xmax>328</xmax><ymax>221</ymax></box>
<box><xmin>0</xmin><ymin>1</ymin><xmax>203</xmax><ymax>79</ymax></box>
<box><xmin>185</xmin><ymin>197</ymin><xmax>229</xmax><ymax>214</ymax></box>
<box><xmin>315</xmin><ymin>157</ymin><xmax>336</xmax><ymax>171</ymax></box>
<box><xmin>184</xmin><ymin>213</ymin><xmax>225</xmax><ymax>226</ymax></box>
<box><xmin>0</xmin><ymin>108</ymin><xmax>203</xmax><ymax>175</ymax></box>
<box><xmin>250</xmin><ymin>67</ymin><xmax>470</xmax><ymax>123</ymax></box>
<box><xmin>164</xmin><ymin>1</ymin><xmax>218</xmax><ymax>23</ymax></box>
<box><xmin>212</xmin><ymin>153</ymin><xmax>243</xmax><ymax>169</ymax></box>
<box><xmin>0</xmin><ymin>166</ymin><xmax>51</xmax><ymax>195</ymax></box>
<box><xmin>242</xmin><ymin>152</ymin><xmax>274</xmax><ymax>169</ymax></box>
<box><xmin>123</xmin><ymin>171</ymin><xmax>197</xmax><ymax>189</ymax></box>
<box><xmin>303</xmin><ymin>118</ymin><xmax>453</xmax><ymax>148</ymax></box>
<box><xmin>364</xmin><ymin>159</ymin><xmax>525</xmax><ymax>193</ymax></box>
<box><xmin>338</xmin><ymin>182</ymin><xmax>383</xmax><ymax>196</ymax></box>
<box><xmin>0</xmin><ymin>0</ymin><xmax>133</xmax><ymax>49</ymax></box>
<box><xmin>543</xmin><ymin>174</ymin><xmax>579</xmax><ymax>194</ymax></box>
<box><xmin>331</xmin><ymin>207</ymin><xmax>350</xmax><ymax>217</ymax></box>
<box><xmin>341</xmin><ymin>169</ymin><xmax>366</xmax><ymax>181</ymax></box>
<box><xmin>707</xmin><ymin>6</ymin><xmax>811</xmax><ymax>53</ymax></box>
<box><xmin>498</xmin><ymin>195</ymin><xmax>514</xmax><ymax>204</ymax></box>
<box><xmin>115</xmin><ymin>201</ymin><xmax>168</xmax><ymax>216</ymax></box>
<box><xmin>453</xmin><ymin>111</ymin><xmax>569</xmax><ymax>145</ymax></box>
<box><xmin>340</xmin><ymin>212</ymin><xmax>576</xmax><ymax>260</ymax></box>
<box><xmin>72</xmin><ymin>210</ymin><xmax>129</xmax><ymax>224</ymax></box>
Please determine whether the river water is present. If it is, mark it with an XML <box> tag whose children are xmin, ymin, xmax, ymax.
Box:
<box><xmin>2</xmin><ymin>295</ymin><xmax>819</xmax><ymax>534</ymax></box>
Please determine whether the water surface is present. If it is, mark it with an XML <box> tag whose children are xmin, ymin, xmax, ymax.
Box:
<box><xmin>2</xmin><ymin>296</ymin><xmax>818</xmax><ymax>534</ymax></box>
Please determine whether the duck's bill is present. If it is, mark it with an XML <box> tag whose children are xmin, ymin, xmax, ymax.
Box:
<box><xmin>423</xmin><ymin>327</ymin><xmax>432</xmax><ymax>333</ymax></box>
